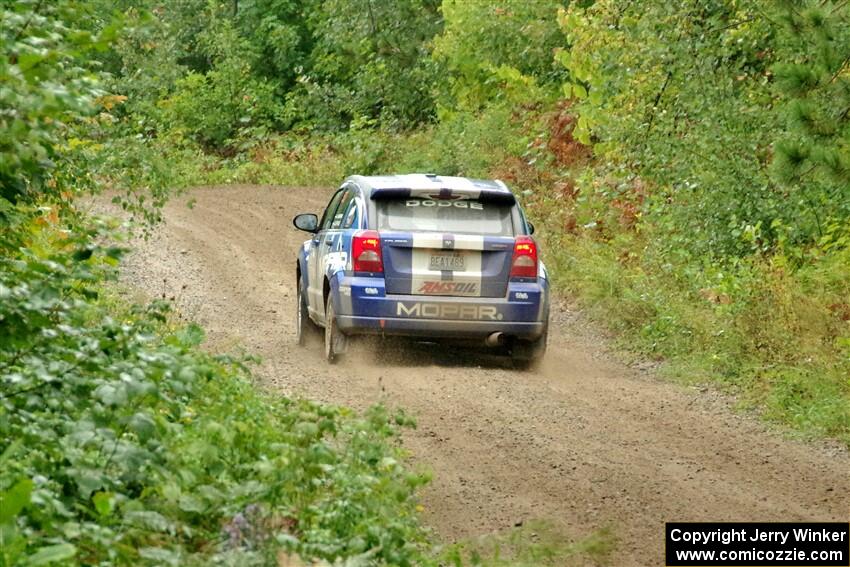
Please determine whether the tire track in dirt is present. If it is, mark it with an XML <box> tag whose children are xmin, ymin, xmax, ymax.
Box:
<box><xmin>110</xmin><ymin>185</ymin><xmax>850</xmax><ymax>566</ymax></box>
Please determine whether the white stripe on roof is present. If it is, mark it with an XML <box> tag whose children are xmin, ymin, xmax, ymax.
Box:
<box><xmin>356</xmin><ymin>174</ymin><xmax>510</xmax><ymax>194</ymax></box>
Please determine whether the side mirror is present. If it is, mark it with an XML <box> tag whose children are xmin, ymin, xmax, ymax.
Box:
<box><xmin>527</xmin><ymin>221</ymin><xmax>535</xmax><ymax>235</ymax></box>
<box><xmin>293</xmin><ymin>213</ymin><xmax>319</xmax><ymax>233</ymax></box>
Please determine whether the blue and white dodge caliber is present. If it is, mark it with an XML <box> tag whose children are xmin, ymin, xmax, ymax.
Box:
<box><xmin>292</xmin><ymin>173</ymin><xmax>549</xmax><ymax>368</ymax></box>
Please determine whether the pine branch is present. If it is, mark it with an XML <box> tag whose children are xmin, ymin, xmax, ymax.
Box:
<box><xmin>828</xmin><ymin>53</ymin><xmax>850</xmax><ymax>84</ymax></box>
<box><xmin>646</xmin><ymin>71</ymin><xmax>673</xmax><ymax>134</ymax></box>
<box><xmin>706</xmin><ymin>16</ymin><xmax>758</xmax><ymax>34</ymax></box>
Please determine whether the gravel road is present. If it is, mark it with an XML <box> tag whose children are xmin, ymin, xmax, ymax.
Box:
<box><xmin>108</xmin><ymin>184</ymin><xmax>849</xmax><ymax>565</ymax></box>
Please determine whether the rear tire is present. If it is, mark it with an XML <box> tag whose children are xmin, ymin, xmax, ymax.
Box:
<box><xmin>324</xmin><ymin>295</ymin><xmax>347</xmax><ymax>363</ymax></box>
<box><xmin>511</xmin><ymin>327</ymin><xmax>547</xmax><ymax>371</ymax></box>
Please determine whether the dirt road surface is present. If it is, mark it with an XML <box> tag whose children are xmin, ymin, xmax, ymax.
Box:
<box><xmin>110</xmin><ymin>185</ymin><xmax>849</xmax><ymax>565</ymax></box>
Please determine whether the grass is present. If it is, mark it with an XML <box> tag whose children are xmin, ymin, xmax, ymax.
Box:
<box><xmin>538</xmin><ymin>215</ymin><xmax>850</xmax><ymax>444</ymax></box>
<box><xmin>438</xmin><ymin>521</ymin><xmax>617</xmax><ymax>567</ymax></box>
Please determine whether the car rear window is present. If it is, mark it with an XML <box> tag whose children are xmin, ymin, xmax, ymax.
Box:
<box><xmin>376</xmin><ymin>198</ymin><xmax>514</xmax><ymax>236</ymax></box>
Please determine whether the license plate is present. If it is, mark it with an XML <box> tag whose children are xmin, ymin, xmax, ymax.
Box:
<box><xmin>429</xmin><ymin>252</ymin><xmax>465</xmax><ymax>271</ymax></box>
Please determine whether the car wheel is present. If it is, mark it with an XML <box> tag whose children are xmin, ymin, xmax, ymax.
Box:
<box><xmin>324</xmin><ymin>295</ymin><xmax>347</xmax><ymax>363</ymax></box>
<box><xmin>296</xmin><ymin>277</ymin><xmax>315</xmax><ymax>346</ymax></box>
<box><xmin>511</xmin><ymin>327</ymin><xmax>548</xmax><ymax>371</ymax></box>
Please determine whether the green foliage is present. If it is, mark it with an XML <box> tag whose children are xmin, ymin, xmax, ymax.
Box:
<box><xmin>0</xmin><ymin>0</ymin><xmax>117</xmax><ymax>205</ymax></box>
<box><xmin>0</xmin><ymin>215</ymin><xmax>431</xmax><ymax>565</ymax></box>
<box><xmin>558</xmin><ymin>0</ymin><xmax>850</xmax><ymax>258</ymax></box>
<box><xmin>544</xmin><ymin>225</ymin><xmax>850</xmax><ymax>442</ymax></box>
<box><xmin>160</xmin><ymin>12</ymin><xmax>282</xmax><ymax>150</ymax></box>
<box><xmin>103</xmin><ymin>4</ymin><xmax>186</xmax><ymax>135</ymax></box>
<box><xmin>771</xmin><ymin>2</ymin><xmax>850</xmax><ymax>237</ymax></box>
<box><xmin>0</xmin><ymin>0</ymin><xmax>174</xmax><ymax>231</ymax></box>
<box><xmin>439</xmin><ymin>521</ymin><xmax>615</xmax><ymax>567</ymax></box>
<box><xmin>390</xmin><ymin>105</ymin><xmax>533</xmax><ymax>177</ymax></box>
<box><xmin>285</xmin><ymin>0</ymin><xmax>442</xmax><ymax>130</ymax></box>
<box><xmin>2</xmin><ymin>3</ymin><xmax>440</xmax><ymax>565</ymax></box>
<box><xmin>522</xmin><ymin>0</ymin><xmax>850</xmax><ymax>443</ymax></box>
<box><xmin>560</xmin><ymin>0</ymin><xmax>788</xmax><ymax>257</ymax></box>
<box><xmin>433</xmin><ymin>0</ymin><xmax>567</xmax><ymax>111</ymax></box>
<box><xmin>233</xmin><ymin>0</ymin><xmax>312</xmax><ymax>89</ymax></box>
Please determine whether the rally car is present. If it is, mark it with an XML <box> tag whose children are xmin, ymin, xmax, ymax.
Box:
<box><xmin>292</xmin><ymin>174</ymin><xmax>549</xmax><ymax>367</ymax></box>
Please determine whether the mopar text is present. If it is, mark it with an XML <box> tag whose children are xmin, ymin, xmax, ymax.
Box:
<box><xmin>396</xmin><ymin>301</ymin><xmax>503</xmax><ymax>320</ymax></box>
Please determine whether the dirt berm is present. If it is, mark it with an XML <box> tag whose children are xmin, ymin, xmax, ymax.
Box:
<box><xmin>112</xmin><ymin>185</ymin><xmax>849</xmax><ymax>565</ymax></box>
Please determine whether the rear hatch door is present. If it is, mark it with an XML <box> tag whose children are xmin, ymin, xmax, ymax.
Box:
<box><xmin>376</xmin><ymin>197</ymin><xmax>515</xmax><ymax>298</ymax></box>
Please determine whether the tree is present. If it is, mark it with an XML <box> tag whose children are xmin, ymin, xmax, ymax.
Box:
<box><xmin>284</xmin><ymin>0</ymin><xmax>443</xmax><ymax>130</ymax></box>
<box><xmin>0</xmin><ymin>0</ymin><xmax>116</xmax><ymax>206</ymax></box>
<box><xmin>559</xmin><ymin>0</ymin><xmax>809</xmax><ymax>257</ymax></box>
<box><xmin>771</xmin><ymin>1</ymin><xmax>850</xmax><ymax>245</ymax></box>
<box><xmin>433</xmin><ymin>0</ymin><xmax>568</xmax><ymax>111</ymax></box>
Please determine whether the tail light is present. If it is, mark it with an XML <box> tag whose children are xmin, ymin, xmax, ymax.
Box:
<box><xmin>510</xmin><ymin>235</ymin><xmax>538</xmax><ymax>279</ymax></box>
<box><xmin>352</xmin><ymin>230</ymin><xmax>383</xmax><ymax>273</ymax></box>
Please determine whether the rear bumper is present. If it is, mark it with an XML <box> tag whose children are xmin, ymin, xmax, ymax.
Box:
<box><xmin>333</xmin><ymin>275</ymin><xmax>548</xmax><ymax>341</ymax></box>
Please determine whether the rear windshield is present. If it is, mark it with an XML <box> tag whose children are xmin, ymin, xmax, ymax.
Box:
<box><xmin>376</xmin><ymin>198</ymin><xmax>514</xmax><ymax>236</ymax></box>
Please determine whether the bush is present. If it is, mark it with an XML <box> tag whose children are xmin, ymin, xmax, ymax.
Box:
<box><xmin>0</xmin><ymin>213</ymin><xmax>430</xmax><ymax>566</ymax></box>
<box><xmin>433</xmin><ymin>0</ymin><xmax>567</xmax><ymax>111</ymax></box>
<box><xmin>160</xmin><ymin>17</ymin><xmax>282</xmax><ymax>151</ymax></box>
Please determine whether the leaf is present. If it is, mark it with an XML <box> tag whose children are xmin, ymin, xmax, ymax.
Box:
<box><xmin>138</xmin><ymin>547</ymin><xmax>180</xmax><ymax>566</ymax></box>
<box><xmin>294</xmin><ymin>421</ymin><xmax>319</xmax><ymax>438</ymax></box>
<box><xmin>129</xmin><ymin>412</ymin><xmax>157</xmax><ymax>441</ymax></box>
<box><xmin>124</xmin><ymin>510</ymin><xmax>172</xmax><ymax>533</ymax></box>
<box><xmin>95</xmin><ymin>383</ymin><xmax>127</xmax><ymax>406</ymax></box>
<box><xmin>176</xmin><ymin>324</ymin><xmax>205</xmax><ymax>347</ymax></box>
<box><xmin>105</xmin><ymin>247</ymin><xmax>125</xmax><ymax>260</ymax></box>
<box><xmin>178</xmin><ymin>494</ymin><xmax>204</xmax><ymax>513</ymax></box>
<box><xmin>71</xmin><ymin>469</ymin><xmax>104</xmax><ymax>498</ymax></box>
<box><xmin>92</xmin><ymin>492</ymin><xmax>115</xmax><ymax>518</ymax></box>
<box><xmin>0</xmin><ymin>479</ymin><xmax>32</xmax><ymax>524</ymax></box>
<box><xmin>27</xmin><ymin>543</ymin><xmax>76</xmax><ymax>566</ymax></box>
<box><xmin>573</xmin><ymin>83</ymin><xmax>588</xmax><ymax>99</ymax></box>
<box><xmin>589</xmin><ymin>88</ymin><xmax>603</xmax><ymax>106</ymax></box>
<box><xmin>71</xmin><ymin>248</ymin><xmax>93</xmax><ymax>262</ymax></box>
<box><xmin>0</xmin><ymin>440</ymin><xmax>22</xmax><ymax>468</ymax></box>
<box><xmin>17</xmin><ymin>53</ymin><xmax>45</xmax><ymax>74</ymax></box>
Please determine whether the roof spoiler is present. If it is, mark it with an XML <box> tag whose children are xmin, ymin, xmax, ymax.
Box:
<box><xmin>371</xmin><ymin>186</ymin><xmax>516</xmax><ymax>205</ymax></box>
